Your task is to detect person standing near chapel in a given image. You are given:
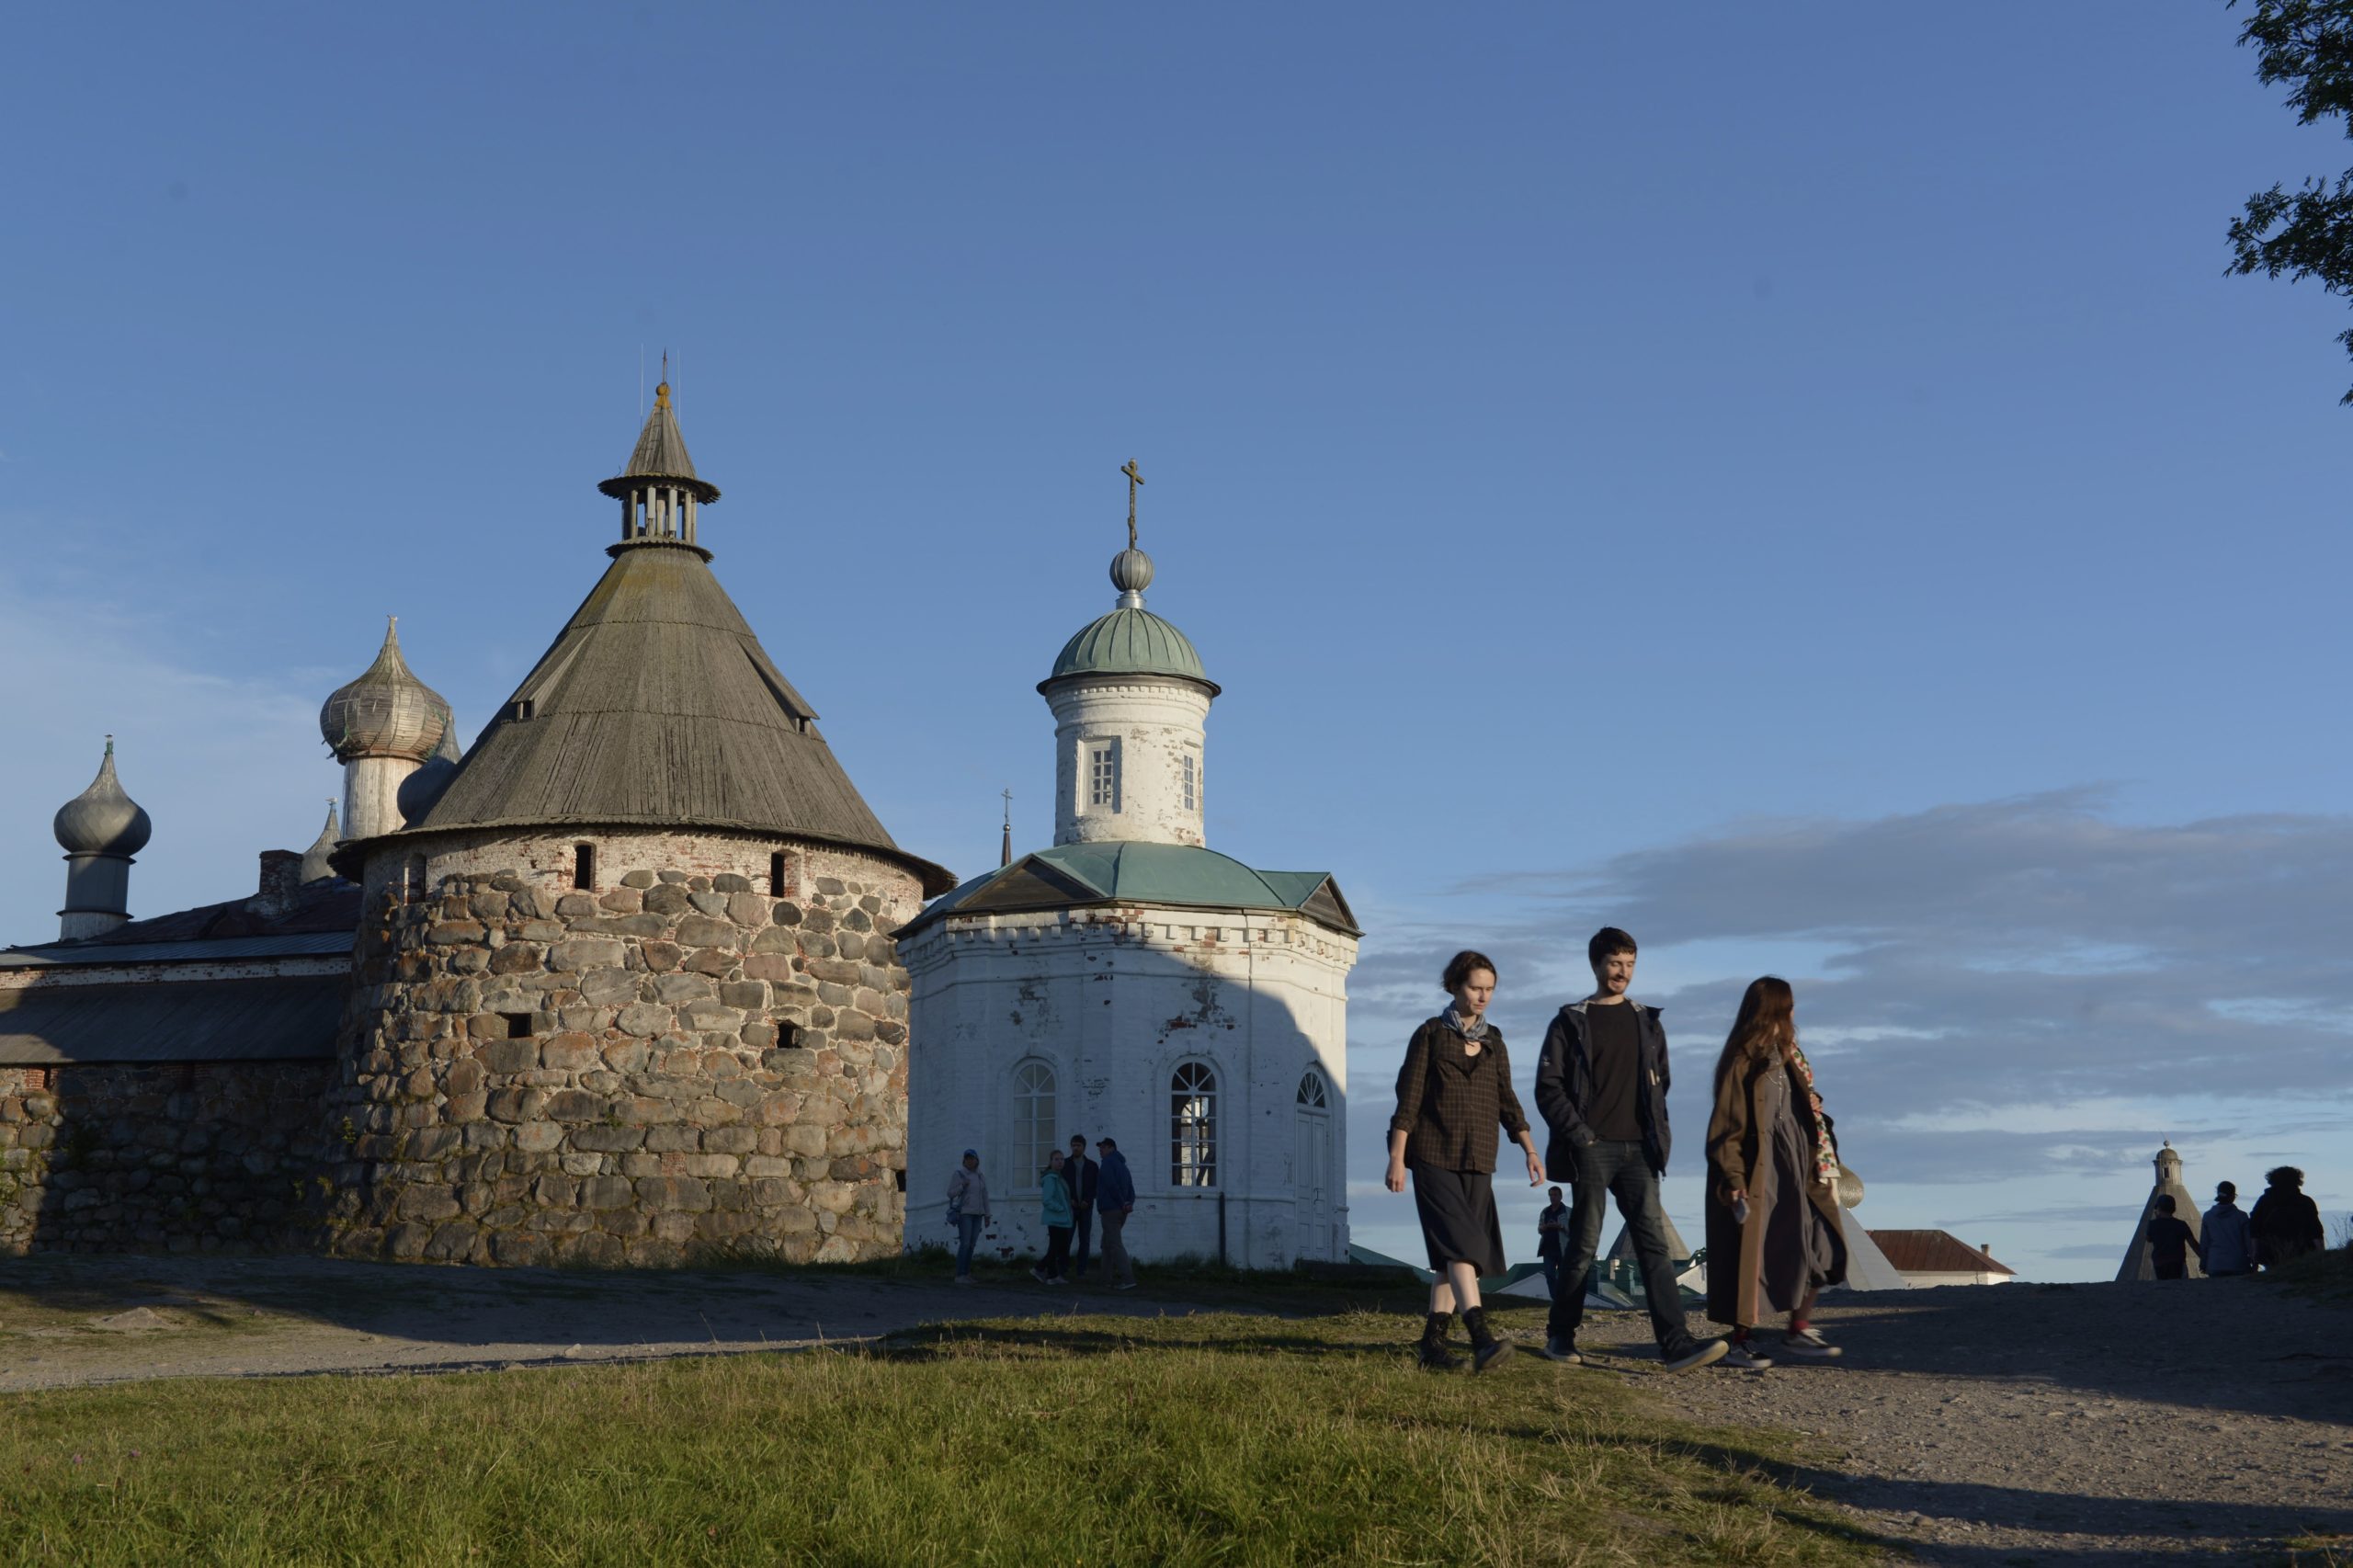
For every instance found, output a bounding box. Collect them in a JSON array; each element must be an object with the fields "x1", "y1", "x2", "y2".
[
  {"x1": 1387, "y1": 949, "x2": 1545, "y2": 1372},
  {"x1": 1532, "y1": 928, "x2": 1727, "y2": 1371},
  {"x1": 2250, "y1": 1166, "x2": 2325, "y2": 1270},
  {"x1": 1095, "y1": 1136, "x2": 1139, "y2": 1290},
  {"x1": 947, "y1": 1150, "x2": 991, "y2": 1286},
  {"x1": 1064, "y1": 1134, "x2": 1099, "y2": 1280},
  {"x1": 1537, "y1": 1186, "x2": 1570, "y2": 1301}
]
